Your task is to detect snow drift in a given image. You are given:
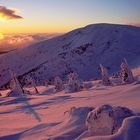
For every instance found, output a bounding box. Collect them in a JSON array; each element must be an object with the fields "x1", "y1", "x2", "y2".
[
  {"x1": 77, "y1": 104, "x2": 134, "y2": 140},
  {"x1": 86, "y1": 104, "x2": 134, "y2": 136},
  {"x1": 50, "y1": 107, "x2": 93, "y2": 140},
  {"x1": 81, "y1": 116, "x2": 140, "y2": 140},
  {"x1": 0, "y1": 78, "x2": 140, "y2": 140}
]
